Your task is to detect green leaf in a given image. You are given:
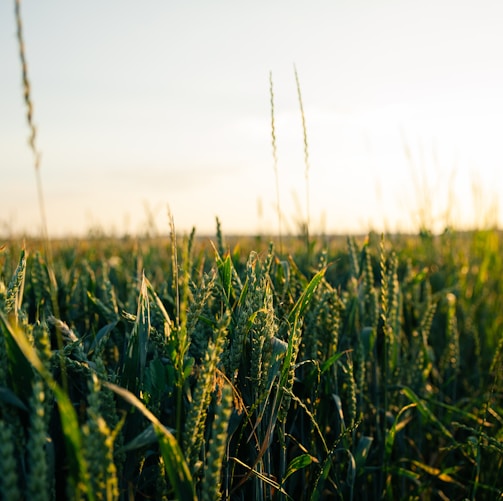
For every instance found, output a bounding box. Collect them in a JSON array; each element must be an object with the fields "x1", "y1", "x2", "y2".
[
  {"x1": 268, "y1": 336, "x2": 288, "y2": 385},
  {"x1": 280, "y1": 269, "x2": 326, "y2": 388},
  {"x1": 310, "y1": 448, "x2": 354, "y2": 501},
  {"x1": 354, "y1": 435, "x2": 373, "y2": 476},
  {"x1": 332, "y1": 394, "x2": 345, "y2": 430},
  {"x1": 105, "y1": 381, "x2": 196, "y2": 501},
  {"x1": 0, "y1": 312, "x2": 34, "y2": 400},
  {"x1": 384, "y1": 403, "x2": 416, "y2": 462},
  {"x1": 121, "y1": 273, "x2": 150, "y2": 395},
  {"x1": 218, "y1": 254, "x2": 233, "y2": 302},
  {"x1": 410, "y1": 460, "x2": 463, "y2": 485},
  {"x1": 392, "y1": 466, "x2": 421, "y2": 482},
  {"x1": 320, "y1": 351, "x2": 346, "y2": 374},
  {"x1": 287, "y1": 268, "x2": 326, "y2": 325},
  {"x1": 0, "y1": 386, "x2": 28, "y2": 411},
  {"x1": 401, "y1": 387, "x2": 454, "y2": 441},
  {"x1": 1, "y1": 312, "x2": 94, "y2": 500},
  {"x1": 283, "y1": 453, "x2": 317, "y2": 483},
  {"x1": 360, "y1": 326, "x2": 376, "y2": 357},
  {"x1": 237, "y1": 275, "x2": 250, "y2": 308},
  {"x1": 87, "y1": 320, "x2": 118, "y2": 356},
  {"x1": 119, "y1": 423, "x2": 175, "y2": 453},
  {"x1": 145, "y1": 277, "x2": 173, "y2": 331},
  {"x1": 145, "y1": 357, "x2": 169, "y2": 402}
]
